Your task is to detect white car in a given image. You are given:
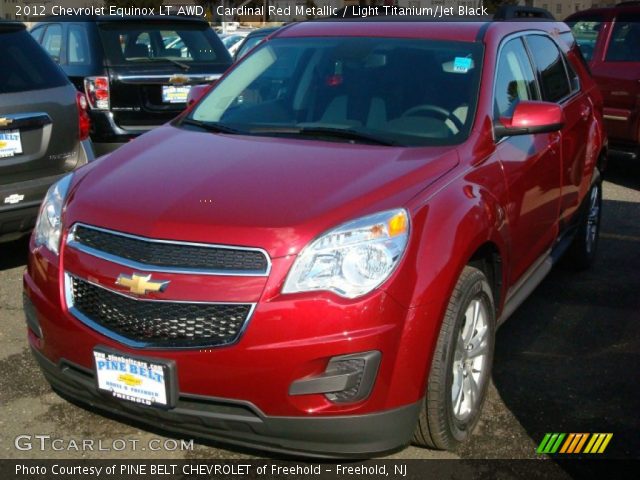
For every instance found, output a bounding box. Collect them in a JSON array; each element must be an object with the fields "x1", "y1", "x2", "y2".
[{"x1": 221, "y1": 32, "x2": 248, "y2": 56}]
